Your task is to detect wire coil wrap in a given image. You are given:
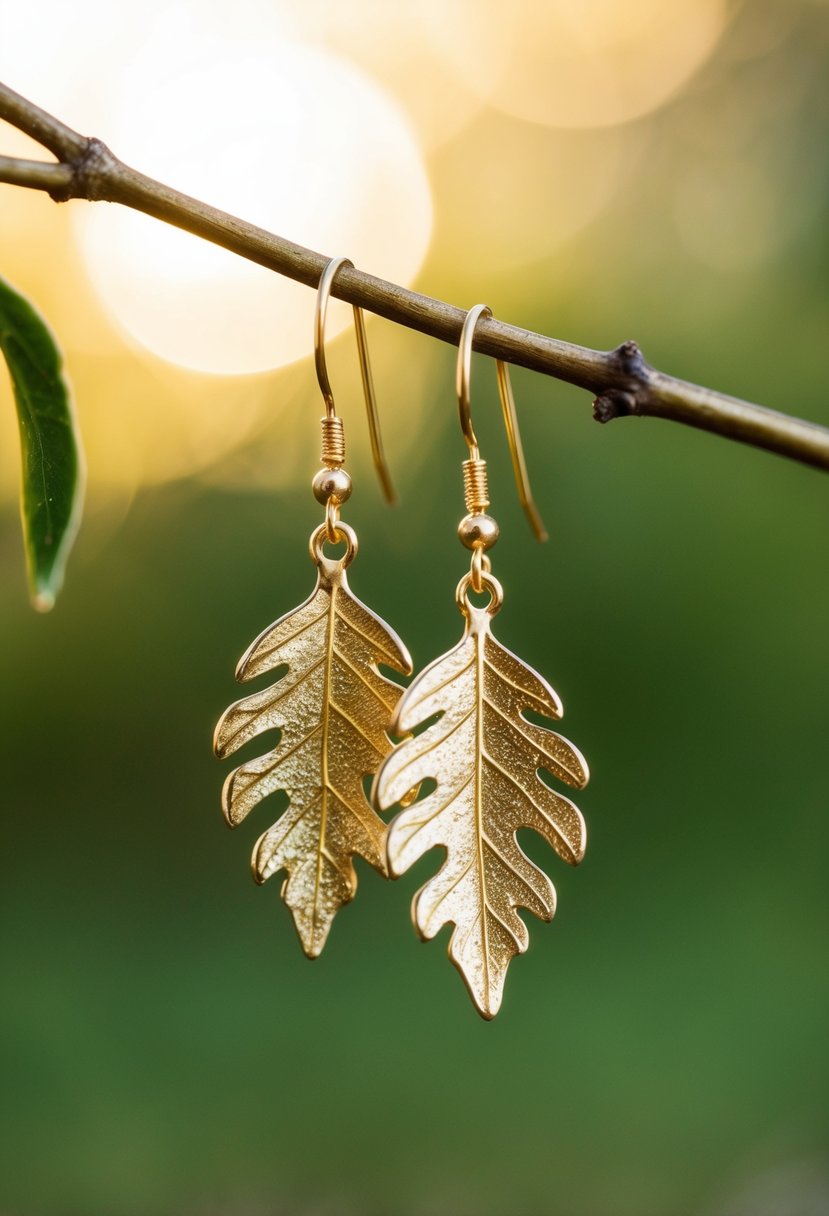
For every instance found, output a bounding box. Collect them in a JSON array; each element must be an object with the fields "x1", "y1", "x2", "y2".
[
  {"x1": 463, "y1": 458, "x2": 490, "y2": 514},
  {"x1": 320, "y1": 416, "x2": 345, "y2": 467}
]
